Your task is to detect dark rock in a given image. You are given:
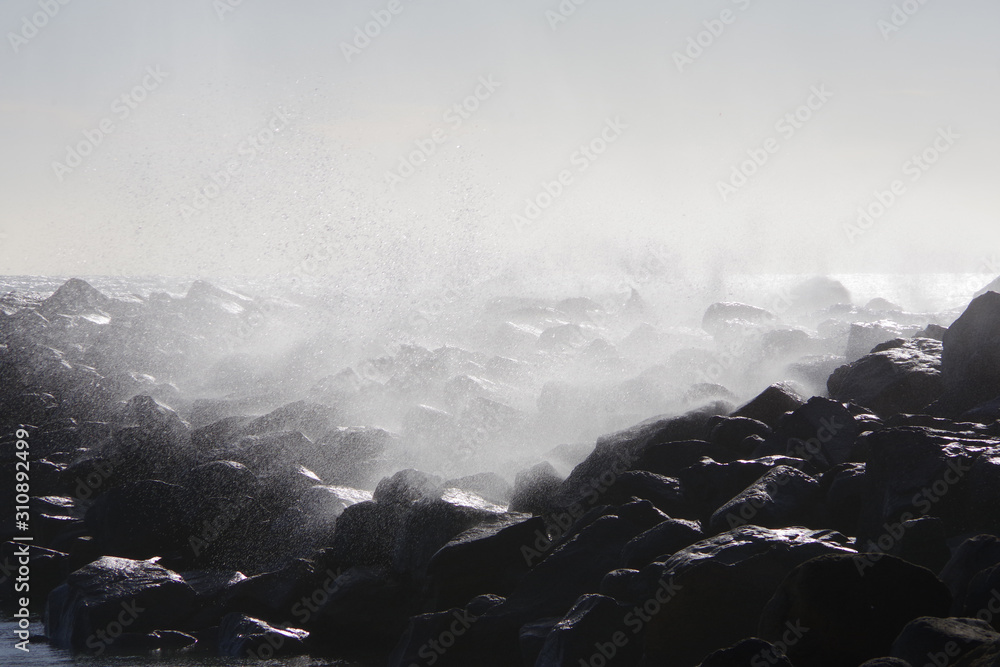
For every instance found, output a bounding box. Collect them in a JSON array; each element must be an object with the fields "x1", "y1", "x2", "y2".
[
  {"x1": 308, "y1": 566, "x2": 411, "y2": 648},
  {"x1": 679, "y1": 456, "x2": 811, "y2": 525},
  {"x1": 44, "y1": 556, "x2": 198, "y2": 652},
  {"x1": 509, "y1": 462, "x2": 562, "y2": 515},
  {"x1": 962, "y1": 565, "x2": 1000, "y2": 631},
  {"x1": 732, "y1": 383, "x2": 806, "y2": 428},
  {"x1": 84, "y1": 480, "x2": 193, "y2": 559},
  {"x1": 217, "y1": 612, "x2": 308, "y2": 658},
  {"x1": 708, "y1": 417, "x2": 772, "y2": 453},
  {"x1": 822, "y1": 462, "x2": 867, "y2": 535},
  {"x1": 699, "y1": 638, "x2": 793, "y2": 667},
  {"x1": 632, "y1": 440, "x2": 741, "y2": 482},
  {"x1": 620, "y1": 518, "x2": 704, "y2": 569},
  {"x1": 445, "y1": 472, "x2": 513, "y2": 506},
  {"x1": 759, "y1": 553, "x2": 952, "y2": 666},
  {"x1": 941, "y1": 292, "x2": 1000, "y2": 414},
  {"x1": 774, "y1": 396, "x2": 860, "y2": 468},
  {"x1": 535, "y1": 594, "x2": 642, "y2": 667},
  {"x1": 859, "y1": 659, "x2": 913, "y2": 667},
  {"x1": 38, "y1": 279, "x2": 116, "y2": 317},
  {"x1": 326, "y1": 501, "x2": 406, "y2": 567},
  {"x1": 604, "y1": 470, "x2": 686, "y2": 516},
  {"x1": 0, "y1": 543, "x2": 69, "y2": 612},
  {"x1": 635, "y1": 525, "x2": 855, "y2": 665},
  {"x1": 426, "y1": 514, "x2": 545, "y2": 610},
  {"x1": 890, "y1": 616, "x2": 998, "y2": 667},
  {"x1": 940, "y1": 536, "x2": 1000, "y2": 616},
  {"x1": 917, "y1": 323, "x2": 948, "y2": 341},
  {"x1": 828, "y1": 338, "x2": 943, "y2": 417},
  {"x1": 388, "y1": 606, "x2": 481, "y2": 667},
  {"x1": 374, "y1": 468, "x2": 444, "y2": 506},
  {"x1": 708, "y1": 466, "x2": 822, "y2": 534}
]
